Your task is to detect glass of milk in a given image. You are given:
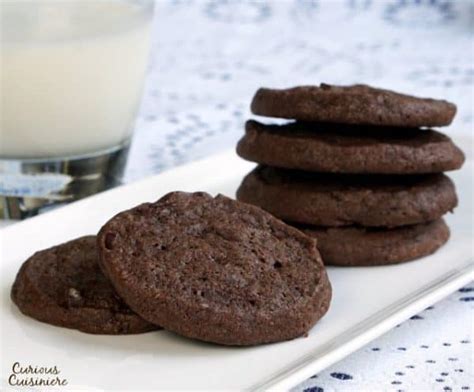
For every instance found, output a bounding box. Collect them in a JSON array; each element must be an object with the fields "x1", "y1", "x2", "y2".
[{"x1": 0, "y1": 0, "x2": 154, "y2": 219}]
